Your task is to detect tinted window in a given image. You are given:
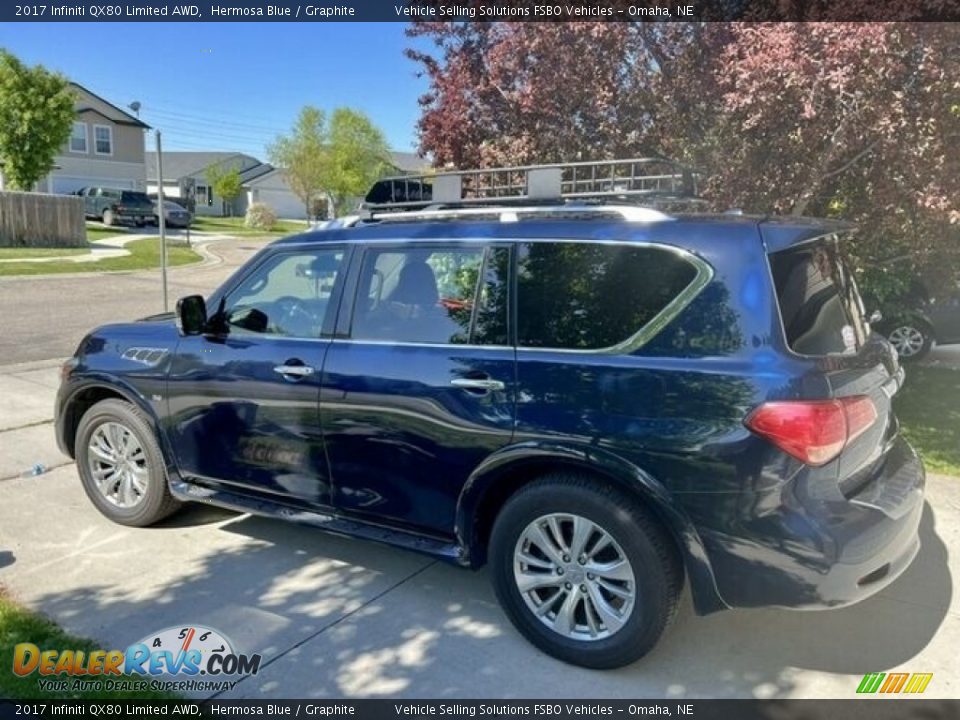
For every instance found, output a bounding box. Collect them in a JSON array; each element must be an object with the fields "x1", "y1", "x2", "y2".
[
  {"x1": 121, "y1": 191, "x2": 151, "y2": 204},
  {"x1": 351, "y1": 245, "x2": 508, "y2": 345},
  {"x1": 516, "y1": 242, "x2": 697, "y2": 350},
  {"x1": 770, "y1": 242, "x2": 867, "y2": 355},
  {"x1": 225, "y1": 249, "x2": 344, "y2": 338}
]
